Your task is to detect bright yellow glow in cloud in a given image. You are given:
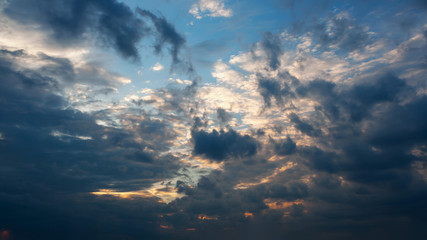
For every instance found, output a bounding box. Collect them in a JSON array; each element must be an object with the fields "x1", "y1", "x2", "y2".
[
  {"x1": 91, "y1": 181, "x2": 185, "y2": 203},
  {"x1": 234, "y1": 162, "x2": 297, "y2": 190},
  {"x1": 263, "y1": 199, "x2": 307, "y2": 217},
  {"x1": 160, "y1": 225, "x2": 173, "y2": 230},
  {"x1": 264, "y1": 199, "x2": 304, "y2": 210},
  {"x1": 198, "y1": 214, "x2": 219, "y2": 220},
  {"x1": 244, "y1": 212, "x2": 254, "y2": 218},
  {"x1": 181, "y1": 156, "x2": 224, "y2": 170}
]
